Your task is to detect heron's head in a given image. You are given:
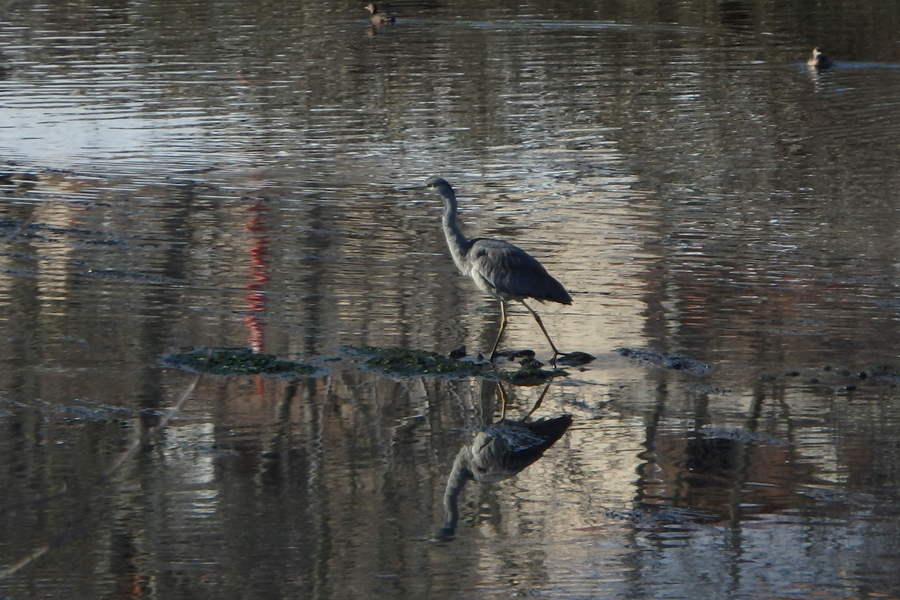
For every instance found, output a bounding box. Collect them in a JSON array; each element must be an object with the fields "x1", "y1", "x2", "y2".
[
  {"x1": 425, "y1": 176, "x2": 449, "y2": 189},
  {"x1": 425, "y1": 177, "x2": 457, "y2": 205},
  {"x1": 365, "y1": 3, "x2": 377, "y2": 14}
]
